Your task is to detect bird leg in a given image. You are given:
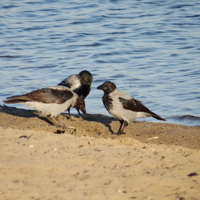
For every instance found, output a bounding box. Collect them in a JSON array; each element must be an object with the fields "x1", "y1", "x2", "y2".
[
  {"x1": 67, "y1": 108, "x2": 71, "y2": 119},
  {"x1": 76, "y1": 108, "x2": 82, "y2": 117},
  {"x1": 67, "y1": 108, "x2": 70, "y2": 114},
  {"x1": 116, "y1": 120, "x2": 124, "y2": 134},
  {"x1": 68, "y1": 108, "x2": 82, "y2": 118},
  {"x1": 47, "y1": 116, "x2": 75, "y2": 129},
  {"x1": 56, "y1": 117, "x2": 75, "y2": 129},
  {"x1": 116, "y1": 120, "x2": 128, "y2": 134}
]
